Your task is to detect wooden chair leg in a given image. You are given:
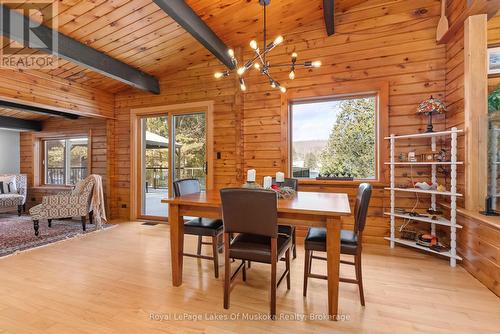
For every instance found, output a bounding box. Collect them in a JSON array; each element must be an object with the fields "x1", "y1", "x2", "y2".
[
  {"x1": 242, "y1": 260, "x2": 247, "y2": 282},
  {"x1": 89, "y1": 211, "x2": 94, "y2": 224},
  {"x1": 292, "y1": 228, "x2": 297, "y2": 259},
  {"x1": 270, "y1": 238, "x2": 277, "y2": 319},
  {"x1": 33, "y1": 220, "x2": 39, "y2": 236},
  {"x1": 223, "y1": 233, "x2": 230, "y2": 309},
  {"x1": 17, "y1": 205, "x2": 22, "y2": 216},
  {"x1": 197, "y1": 235, "x2": 203, "y2": 255},
  {"x1": 356, "y1": 252, "x2": 365, "y2": 306},
  {"x1": 218, "y1": 233, "x2": 224, "y2": 253},
  {"x1": 212, "y1": 236, "x2": 219, "y2": 278},
  {"x1": 23, "y1": 203, "x2": 26, "y2": 212},
  {"x1": 81, "y1": 216, "x2": 86, "y2": 231},
  {"x1": 285, "y1": 248, "x2": 291, "y2": 290},
  {"x1": 309, "y1": 250, "x2": 313, "y2": 272},
  {"x1": 303, "y1": 249, "x2": 310, "y2": 296},
  {"x1": 247, "y1": 261, "x2": 251, "y2": 268},
  {"x1": 48, "y1": 219, "x2": 52, "y2": 228}
]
